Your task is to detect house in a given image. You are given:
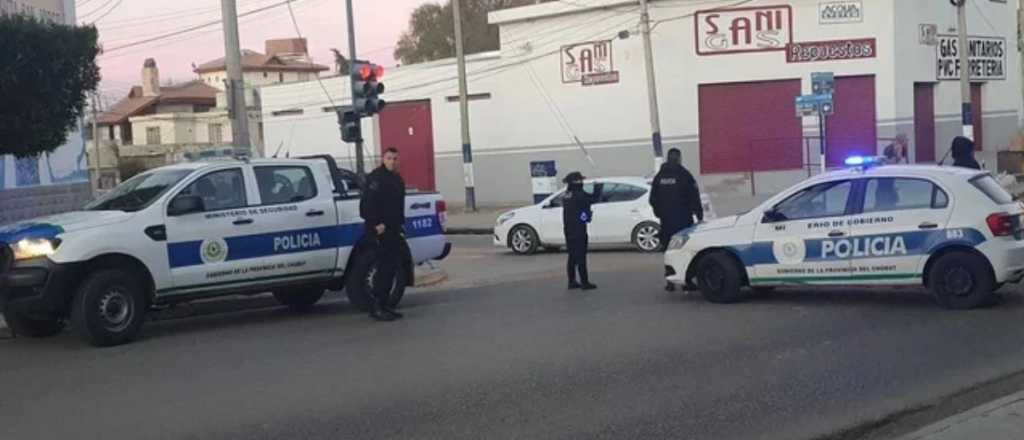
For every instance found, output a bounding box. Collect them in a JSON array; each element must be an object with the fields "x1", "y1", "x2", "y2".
[
  {"x1": 259, "y1": 0, "x2": 1022, "y2": 206},
  {"x1": 193, "y1": 38, "x2": 330, "y2": 90}
]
